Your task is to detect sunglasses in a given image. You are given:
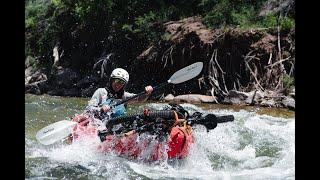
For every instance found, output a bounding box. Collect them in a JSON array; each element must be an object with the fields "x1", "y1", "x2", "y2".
[{"x1": 113, "y1": 79, "x2": 126, "y2": 85}]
